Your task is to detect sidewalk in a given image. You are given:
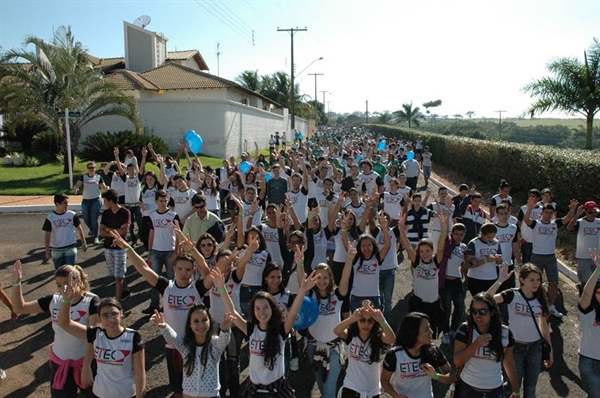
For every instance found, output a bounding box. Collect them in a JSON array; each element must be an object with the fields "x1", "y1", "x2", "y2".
[{"x1": 0, "y1": 195, "x2": 82, "y2": 213}]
